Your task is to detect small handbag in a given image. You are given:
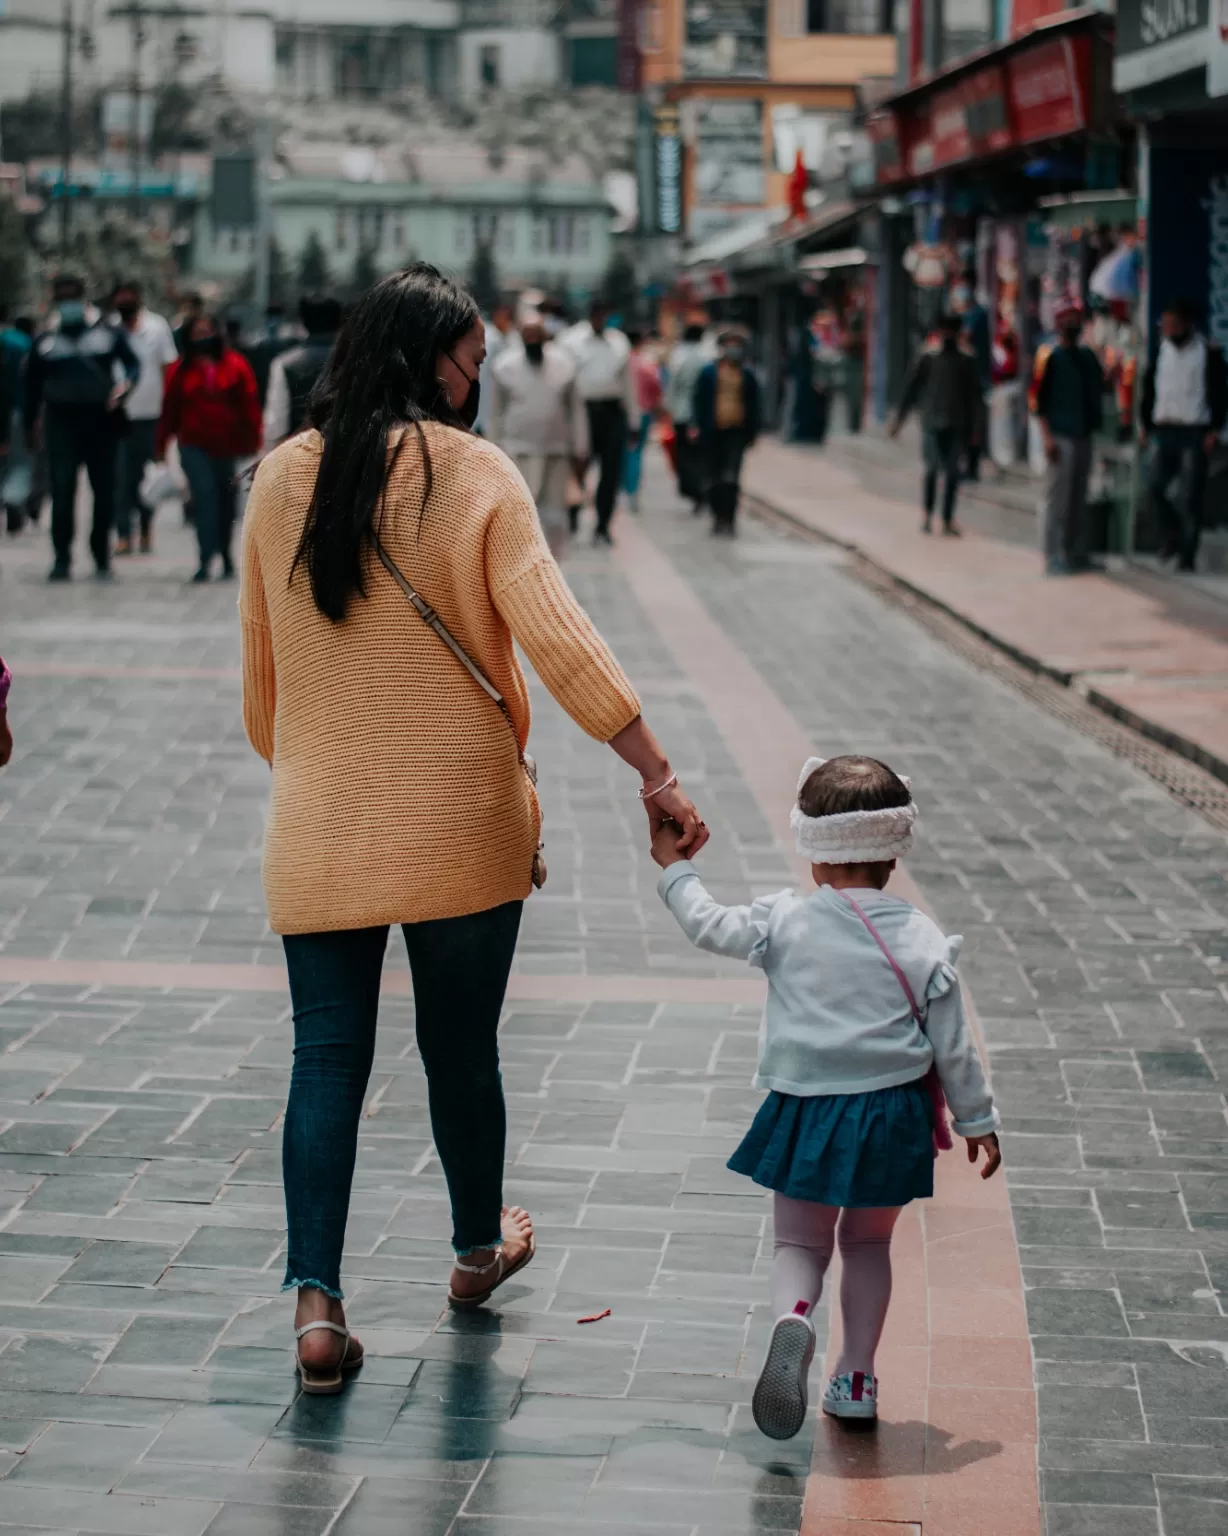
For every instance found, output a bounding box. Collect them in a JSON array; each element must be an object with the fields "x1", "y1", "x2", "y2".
[
  {"x1": 837, "y1": 891, "x2": 954, "y2": 1152},
  {"x1": 375, "y1": 540, "x2": 546, "y2": 890}
]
